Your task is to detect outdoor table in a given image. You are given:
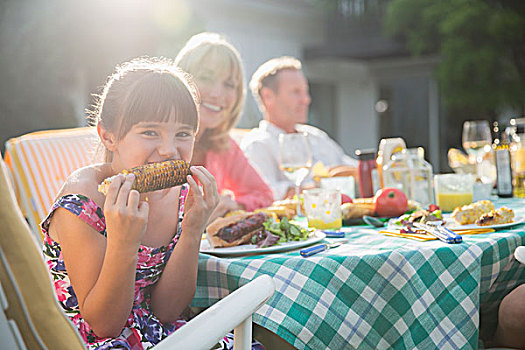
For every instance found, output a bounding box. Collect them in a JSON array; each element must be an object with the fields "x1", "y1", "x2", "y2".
[{"x1": 192, "y1": 198, "x2": 525, "y2": 349}]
